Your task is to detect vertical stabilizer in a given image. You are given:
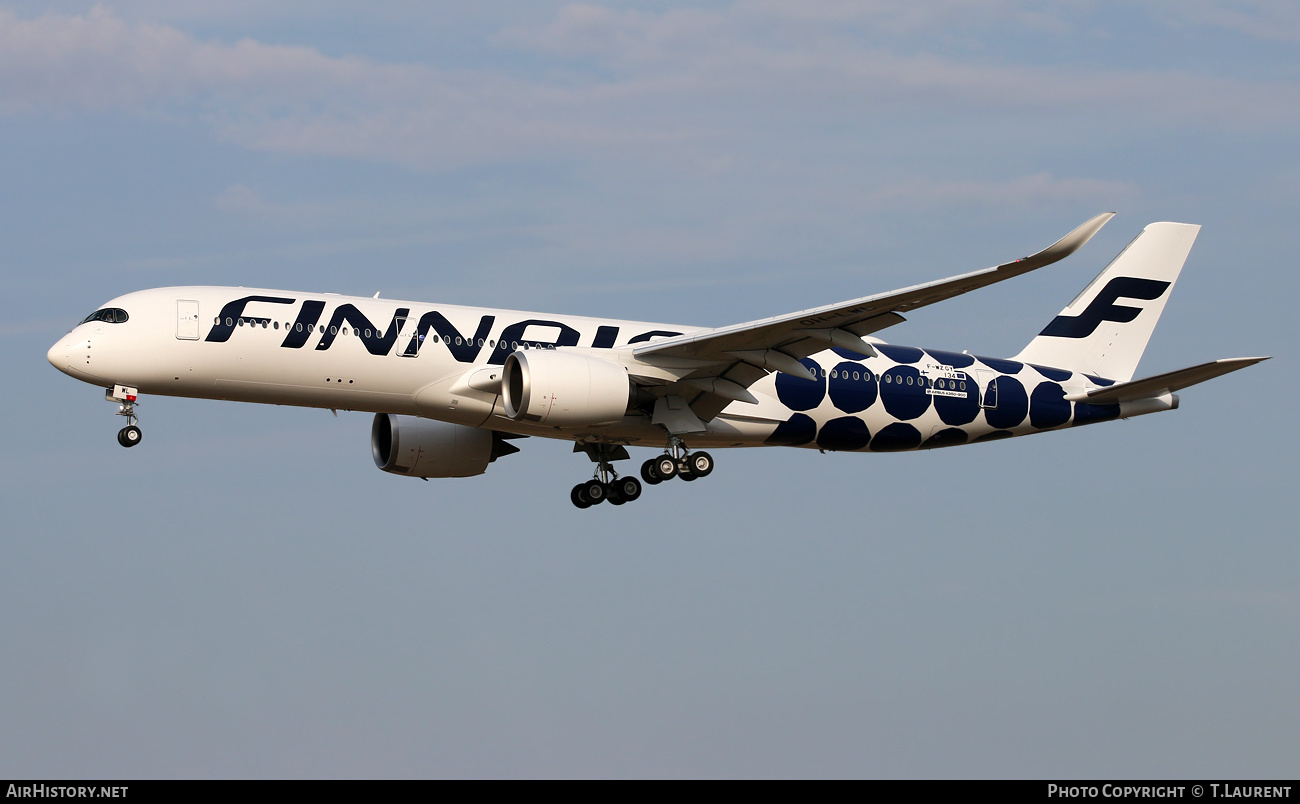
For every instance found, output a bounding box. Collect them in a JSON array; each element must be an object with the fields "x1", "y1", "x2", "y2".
[{"x1": 1013, "y1": 222, "x2": 1200, "y2": 382}]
